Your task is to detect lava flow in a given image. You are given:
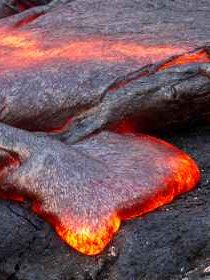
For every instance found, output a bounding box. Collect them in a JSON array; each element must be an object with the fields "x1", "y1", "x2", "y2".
[
  {"x1": 0, "y1": 25, "x2": 205, "y2": 256},
  {"x1": 159, "y1": 47, "x2": 210, "y2": 70},
  {"x1": 55, "y1": 148, "x2": 200, "y2": 256},
  {"x1": 0, "y1": 128, "x2": 200, "y2": 255},
  {"x1": 30, "y1": 136, "x2": 201, "y2": 255},
  {"x1": 0, "y1": 27, "x2": 188, "y2": 72}
]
